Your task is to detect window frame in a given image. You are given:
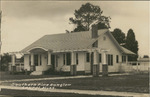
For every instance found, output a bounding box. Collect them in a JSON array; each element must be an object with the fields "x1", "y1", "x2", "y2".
[
  {"x1": 63, "y1": 54, "x2": 66, "y2": 65},
  {"x1": 76, "y1": 53, "x2": 78, "y2": 65},
  {"x1": 107, "y1": 54, "x2": 113, "y2": 66},
  {"x1": 86, "y1": 53, "x2": 90, "y2": 62},
  {"x1": 116, "y1": 55, "x2": 119, "y2": 63},
  {"x1": 99, "y1": 53, "x2": 102, "y2": 63},
  {"x1": 66, "y1": 53, "x2": 71, "y2": 66}
]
